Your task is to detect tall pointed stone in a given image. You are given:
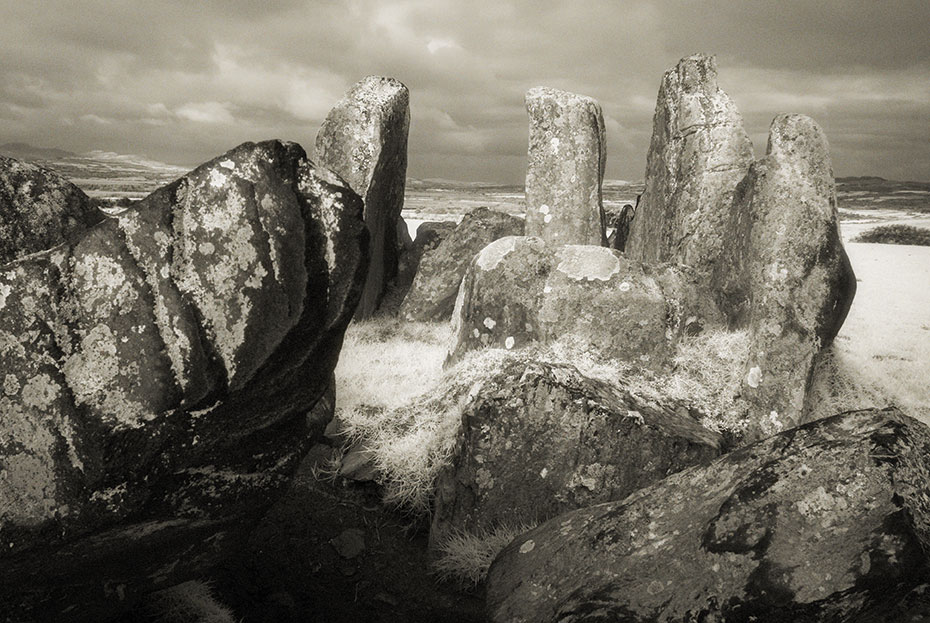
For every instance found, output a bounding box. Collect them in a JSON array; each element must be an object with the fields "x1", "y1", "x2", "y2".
[
  {"x1": 625, "y1": 54, "x2": 753, "y2": 272},
  {"x1": 717, "y1": 114, "x2": 856, "y2": 436},
  {"x1": 316, "y1": 76, "x2": 410, "y2": 318},
  {"x1": 524, "y1": 87, "x2": 606, "y2": 246}
]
